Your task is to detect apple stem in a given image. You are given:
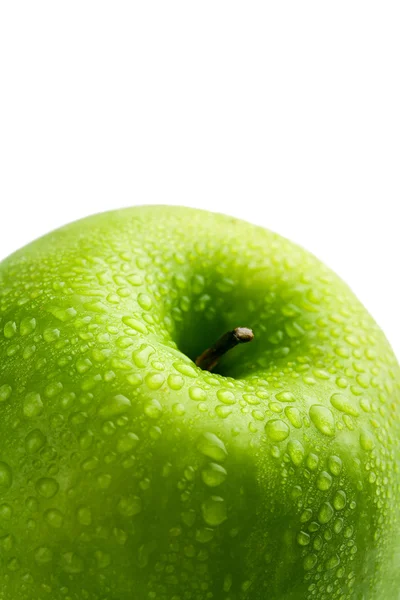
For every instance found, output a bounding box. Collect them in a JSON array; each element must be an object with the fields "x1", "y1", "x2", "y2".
[{"x1": 195, "y1": 327, "x2": 254, "y2": 372}]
